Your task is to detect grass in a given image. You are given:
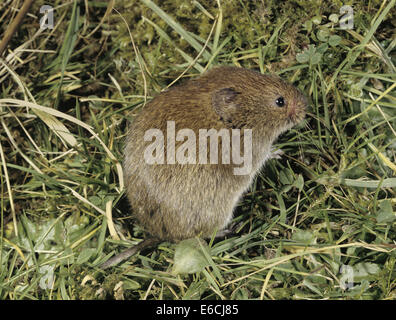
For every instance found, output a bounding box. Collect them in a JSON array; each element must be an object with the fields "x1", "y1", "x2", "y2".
[{"x1": 0, "y1": 0, "x2": 395, "y2": 300}]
